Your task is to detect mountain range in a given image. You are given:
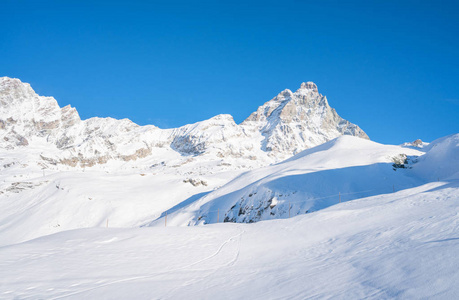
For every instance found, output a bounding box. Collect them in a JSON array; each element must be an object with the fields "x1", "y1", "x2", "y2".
[{"x1": 0, "y1": 77, "x2": 368, "y2": 169}]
